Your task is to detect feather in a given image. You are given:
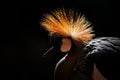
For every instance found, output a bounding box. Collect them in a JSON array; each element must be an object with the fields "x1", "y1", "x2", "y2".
[
  {"x1": 85, "y1": 37, "x2": 120, "y2": 79},
  {"x1": 40, "y1": 8, "x2": 95, "y2": 44},
  {"x1": 85, "y1": 37, "x2": 120, "y2": 56}
]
